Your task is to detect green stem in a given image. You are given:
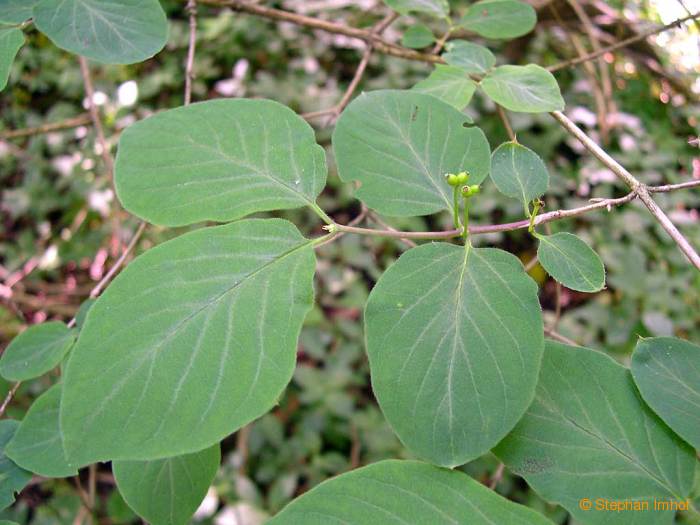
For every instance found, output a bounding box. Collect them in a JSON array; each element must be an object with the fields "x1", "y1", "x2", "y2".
[
  {"x1": 528, "y1": 199, "x2": 542, "y2": 233},
  {"x1": 462, "y1": 194, "x2": 469, "y2": 243},
  {"x1": 453, "y1": 186, "x2": 461, "y2": 230},
  {"x1": 309, "y1": 202, "x2": 333, "y2": 225}
]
